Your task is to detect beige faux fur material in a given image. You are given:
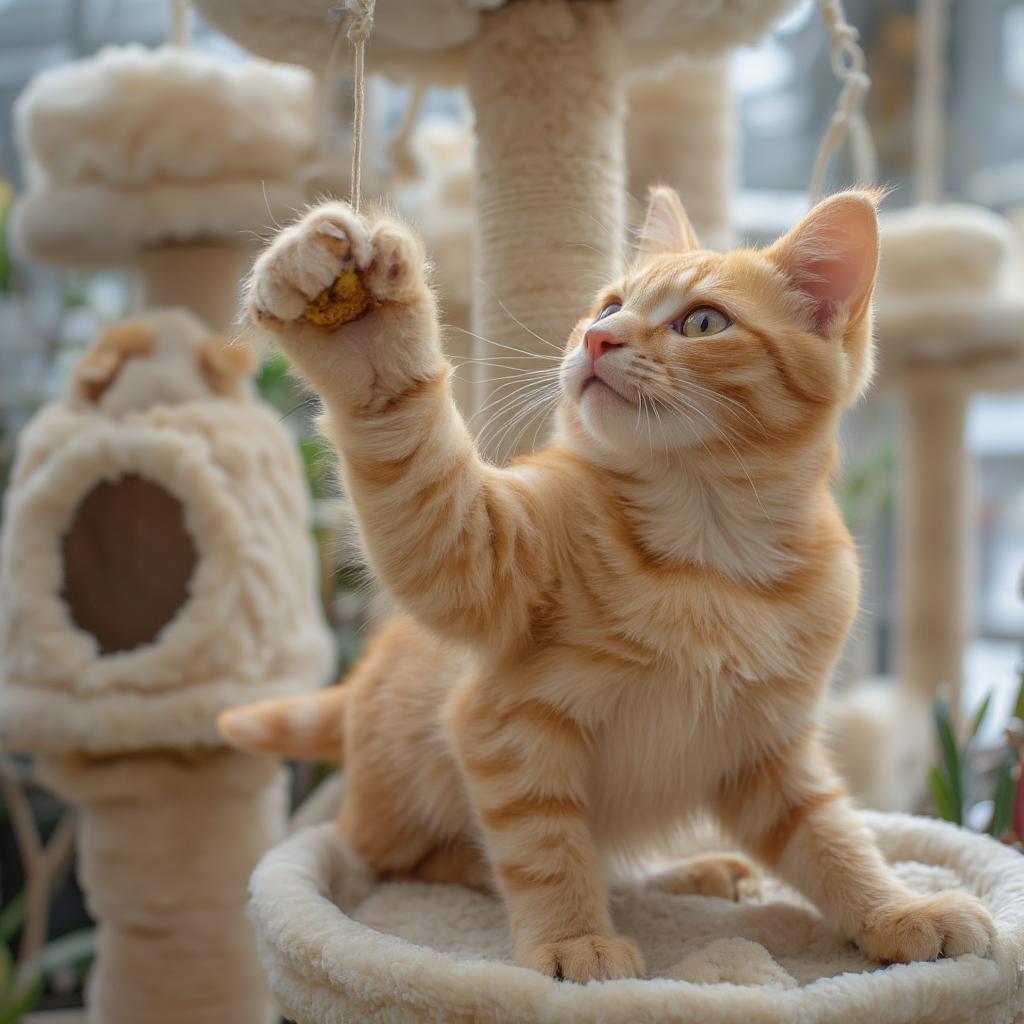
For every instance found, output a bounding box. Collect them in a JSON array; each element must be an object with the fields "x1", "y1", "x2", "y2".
[
  {"x1": 249, "y1": 812, "x2": 1024, "y2": 1024},
  {"x1": 11, "y1": 44, "x2": 315, "y2": 265},
  {"x1": 194, "y1": 0, "x2": 797, "y2": 74},
  {"x1": 0, "y1": 309, "x2": 333, "y2": 752}
]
